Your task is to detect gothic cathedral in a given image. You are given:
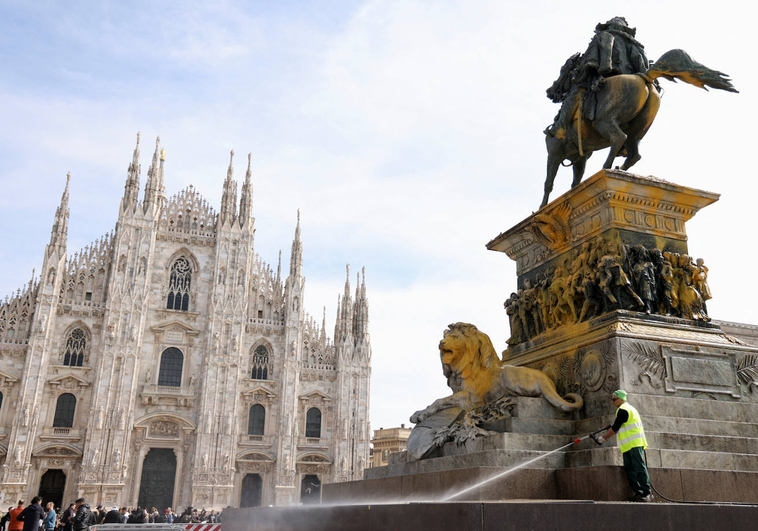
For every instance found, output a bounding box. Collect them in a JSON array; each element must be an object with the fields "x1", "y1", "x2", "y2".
[{"x1": 0, "y1": 135, "x2": 372, "y2": 509}]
